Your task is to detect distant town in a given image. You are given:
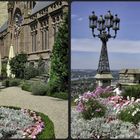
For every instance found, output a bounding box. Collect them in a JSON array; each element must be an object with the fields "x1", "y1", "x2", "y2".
[
  {"x1": 71, "y1": 69, "x2": 119, "y2": 98},
  {"x1": 71, "y1": 69, "x2": 119, "y2": 81}
]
